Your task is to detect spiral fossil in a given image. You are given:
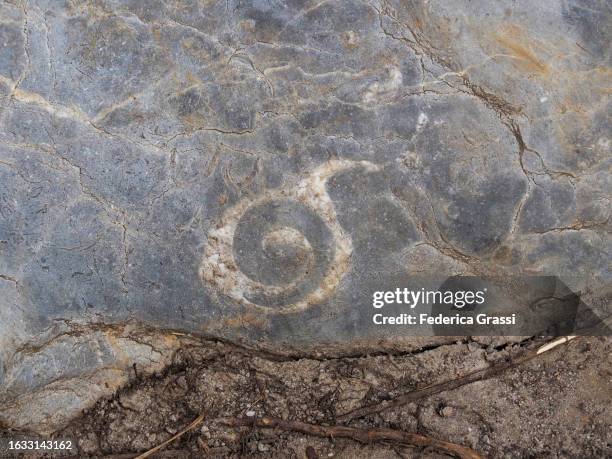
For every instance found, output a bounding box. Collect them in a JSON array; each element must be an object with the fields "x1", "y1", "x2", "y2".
[{"x1": 200, "y1": 160, "x2": 379, "y2": 312}]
